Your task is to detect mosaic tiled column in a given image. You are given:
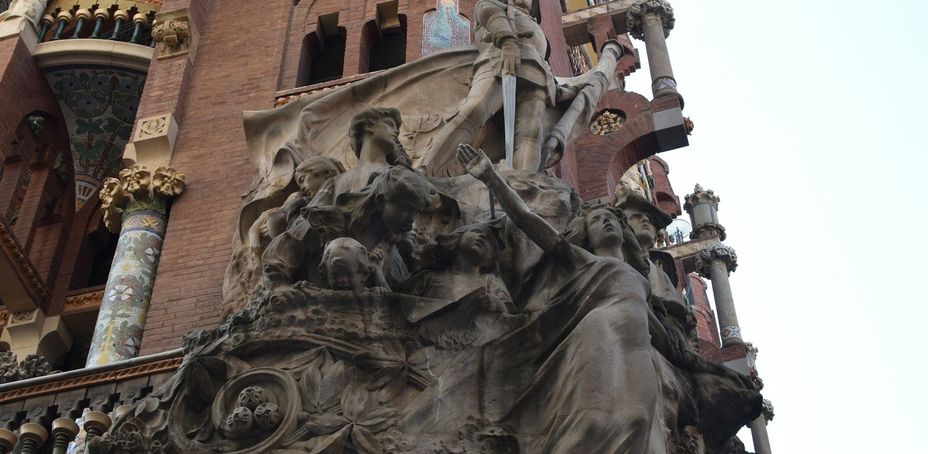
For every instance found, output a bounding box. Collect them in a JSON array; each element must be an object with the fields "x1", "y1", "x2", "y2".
[
  {"x1": 695, "y1": 244, "x2": 743, "y2": 347},
  {"x1": 86, "y1": 165, "x2": 185, "y2": 367}
]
